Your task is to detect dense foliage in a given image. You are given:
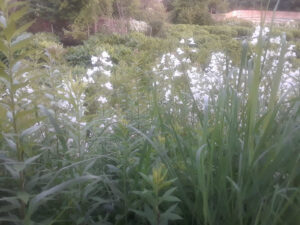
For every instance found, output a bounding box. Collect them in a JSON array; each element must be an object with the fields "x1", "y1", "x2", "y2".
[{"x1": 0, "y1": 1, "x2": 300, "y2": 225}]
